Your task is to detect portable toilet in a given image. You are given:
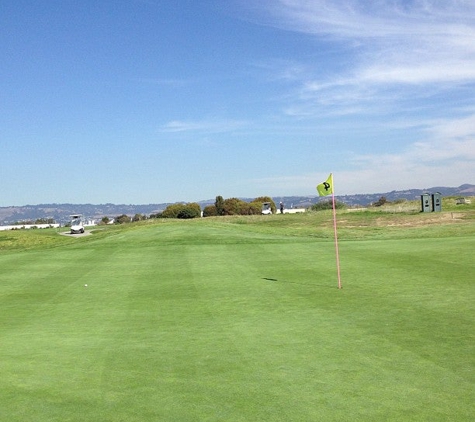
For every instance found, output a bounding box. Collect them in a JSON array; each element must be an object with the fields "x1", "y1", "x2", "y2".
[
  {"x1": 421, "y1": 193, "x2": 431, "y2": 213},
  {"x1": 432, "y1": 192, "x2": 442, "y2": 212}
]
